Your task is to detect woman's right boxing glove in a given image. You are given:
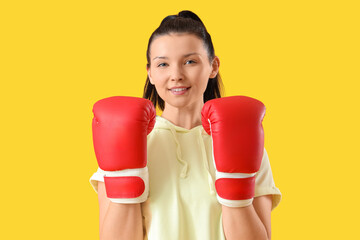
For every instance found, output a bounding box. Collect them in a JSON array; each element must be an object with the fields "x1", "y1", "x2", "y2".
[{"x1": 92, "y1": 96, "x2": 156, "y2": 203}]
